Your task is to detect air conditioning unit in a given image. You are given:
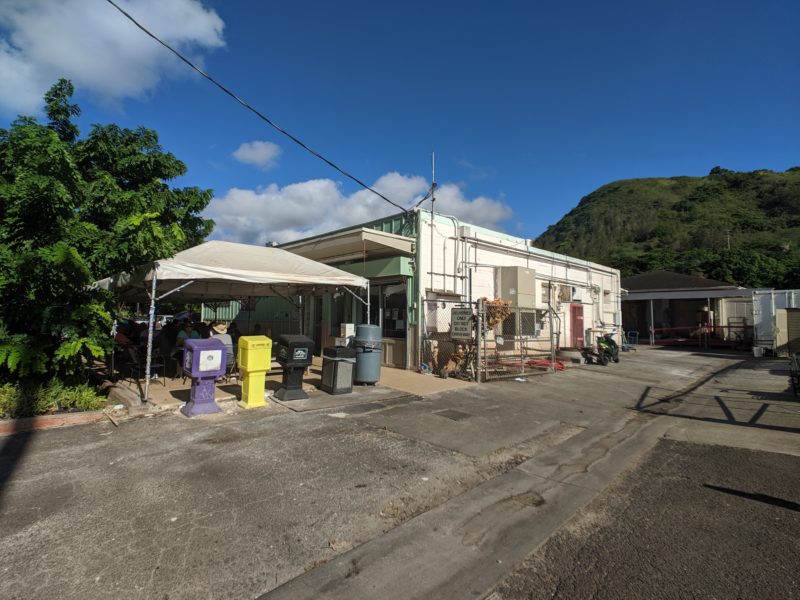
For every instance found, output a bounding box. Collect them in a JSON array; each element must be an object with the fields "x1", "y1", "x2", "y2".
[
  {"x1": 572, "y1": 287, "x2": 584, "y2": 302},
  {"x1": 495, "y1": 266, "x2": 537, "y2": 308}
]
